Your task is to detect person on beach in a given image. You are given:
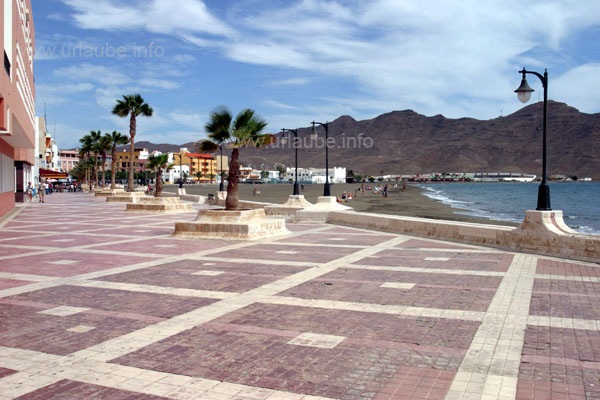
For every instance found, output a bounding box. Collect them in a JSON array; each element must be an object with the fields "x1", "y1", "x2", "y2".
[{"x1": 383, "y1": 184, "x2": 388, "y2": 198}]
